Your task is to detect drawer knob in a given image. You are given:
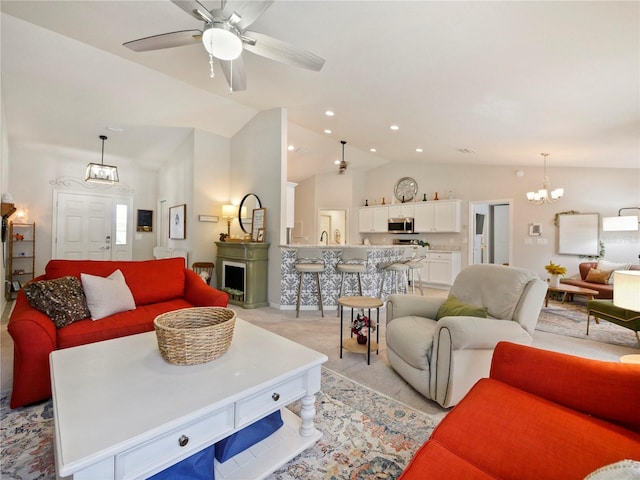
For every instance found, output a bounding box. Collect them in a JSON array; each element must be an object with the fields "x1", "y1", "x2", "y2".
[
  {"x1": 178, "y1": 435, "x2": 189, "y2": 447},
  {"x1": 272, "y1": 392, "x2": 280, "y2": 402}
]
